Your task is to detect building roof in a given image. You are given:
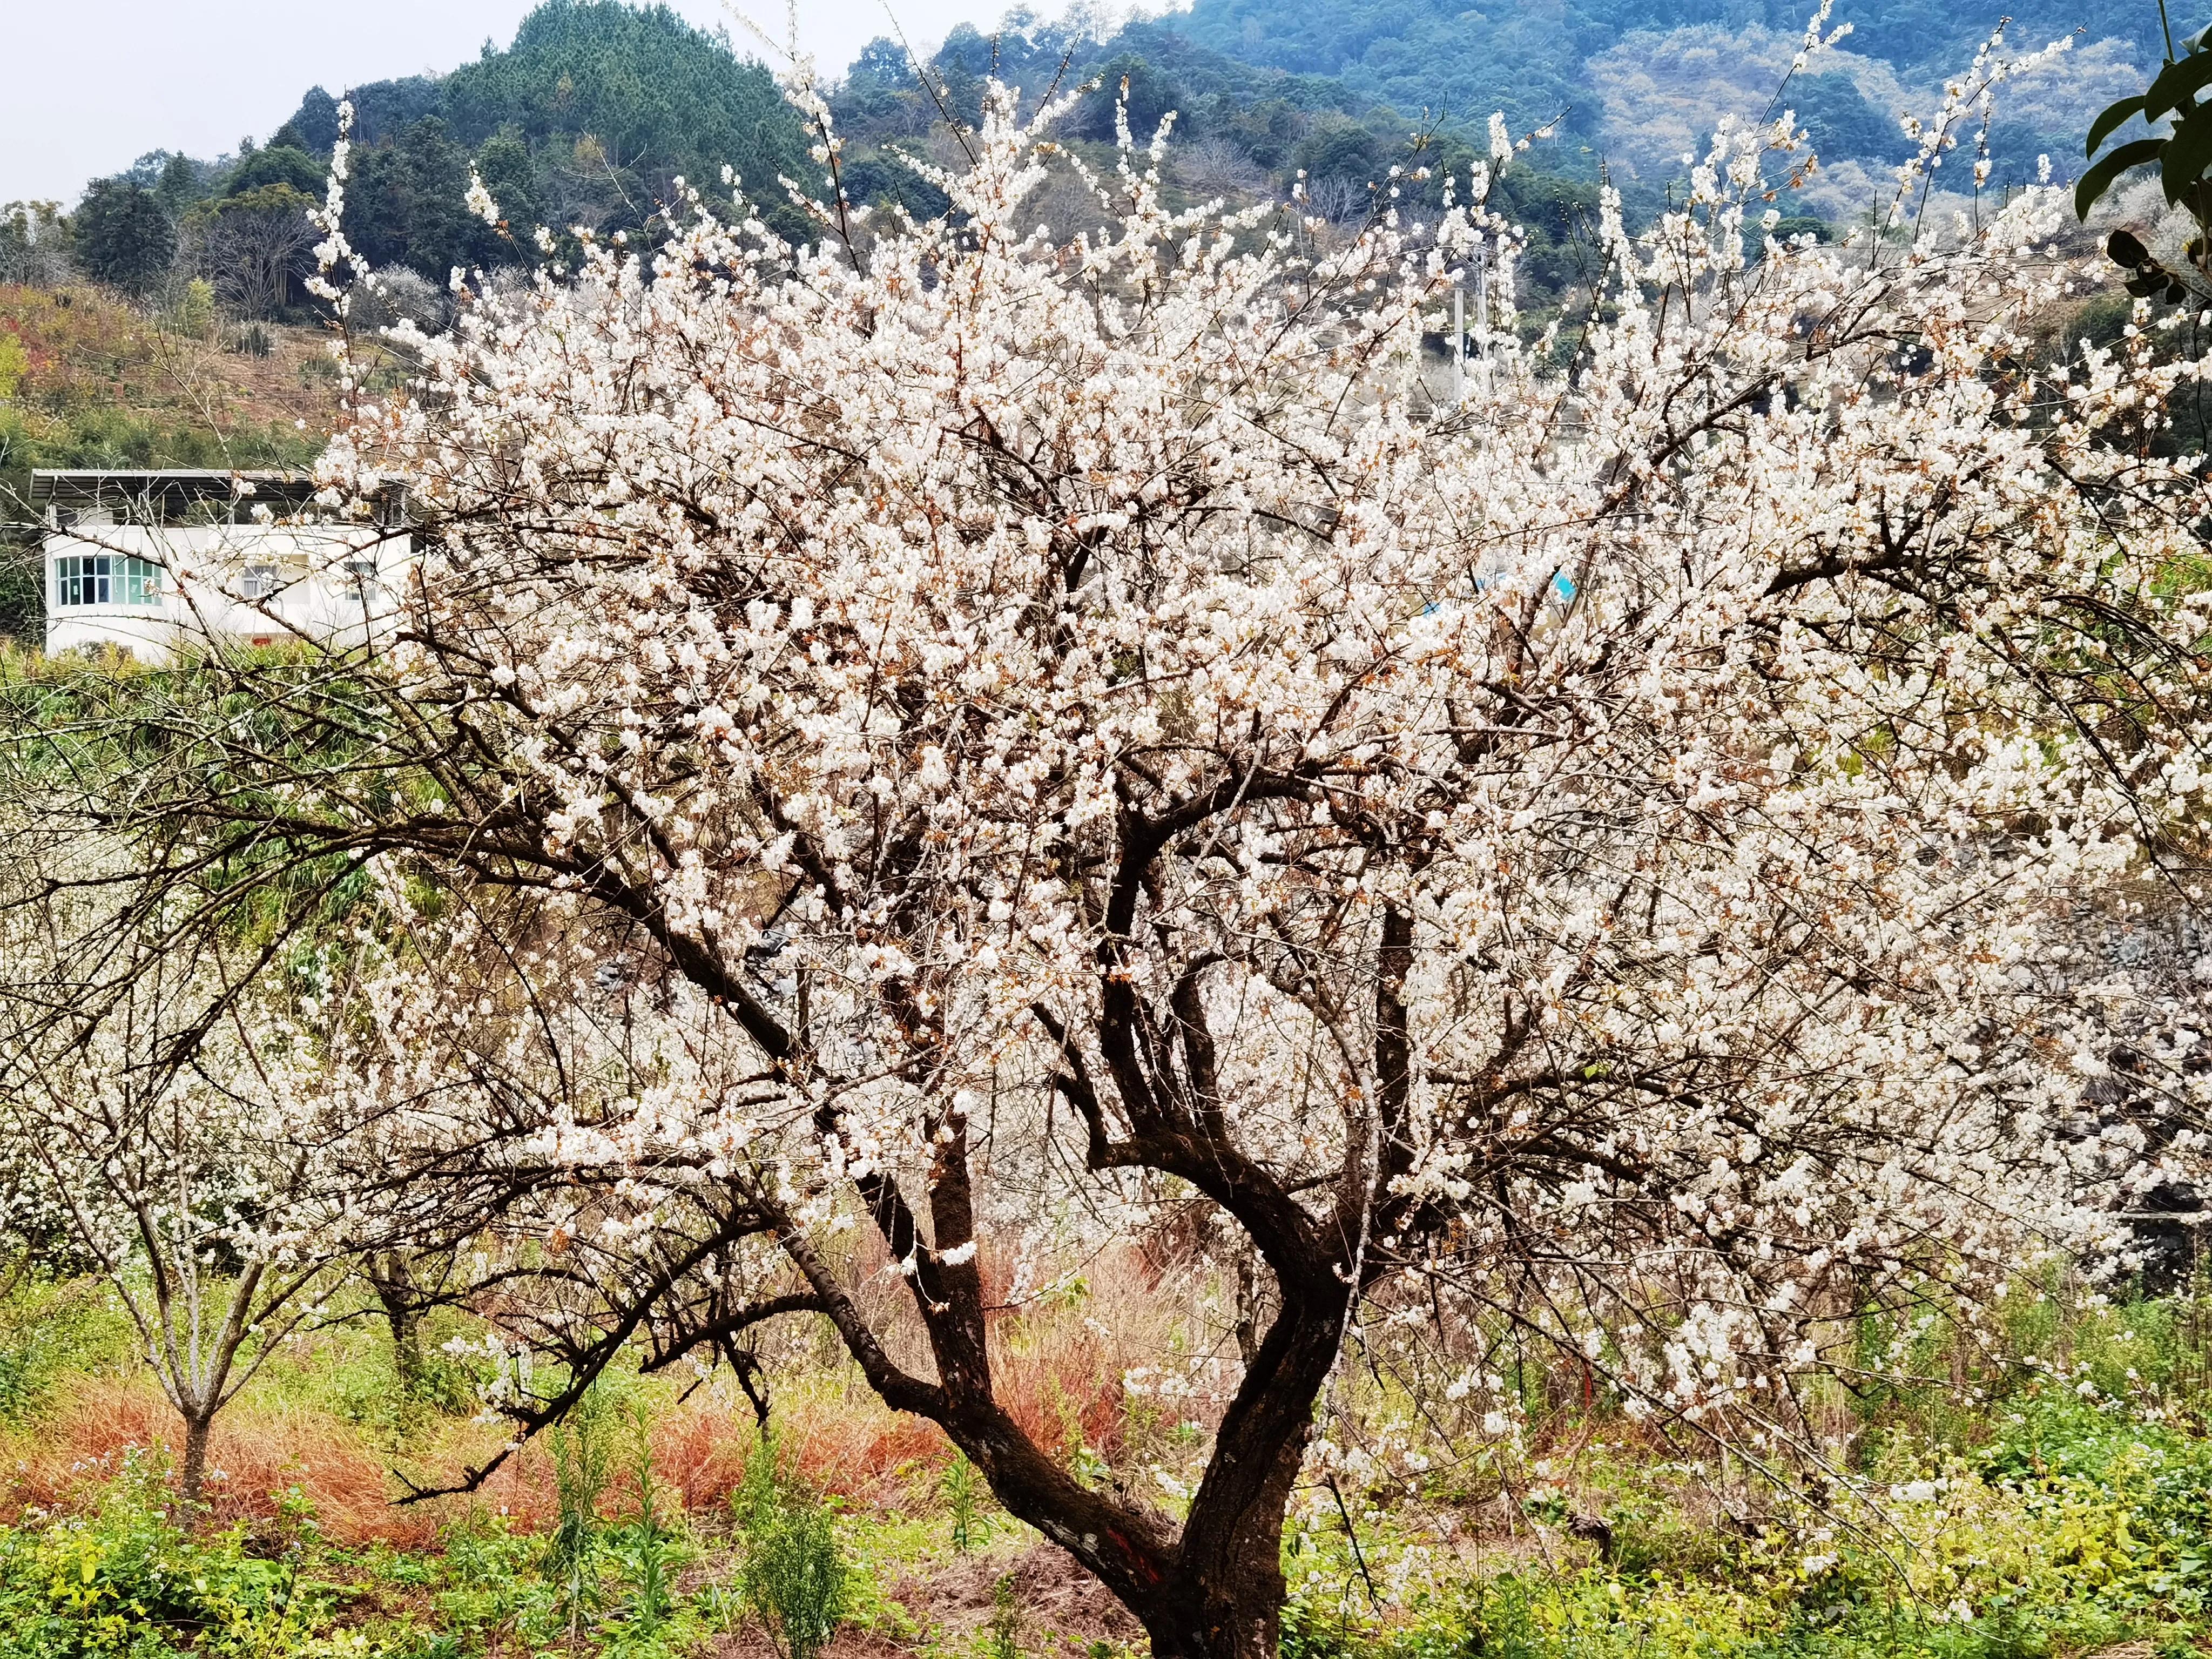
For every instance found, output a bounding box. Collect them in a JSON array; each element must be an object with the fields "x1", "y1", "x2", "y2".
[{"x1": 30, "y1": 469, "x2": 325, "y2": 517}]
